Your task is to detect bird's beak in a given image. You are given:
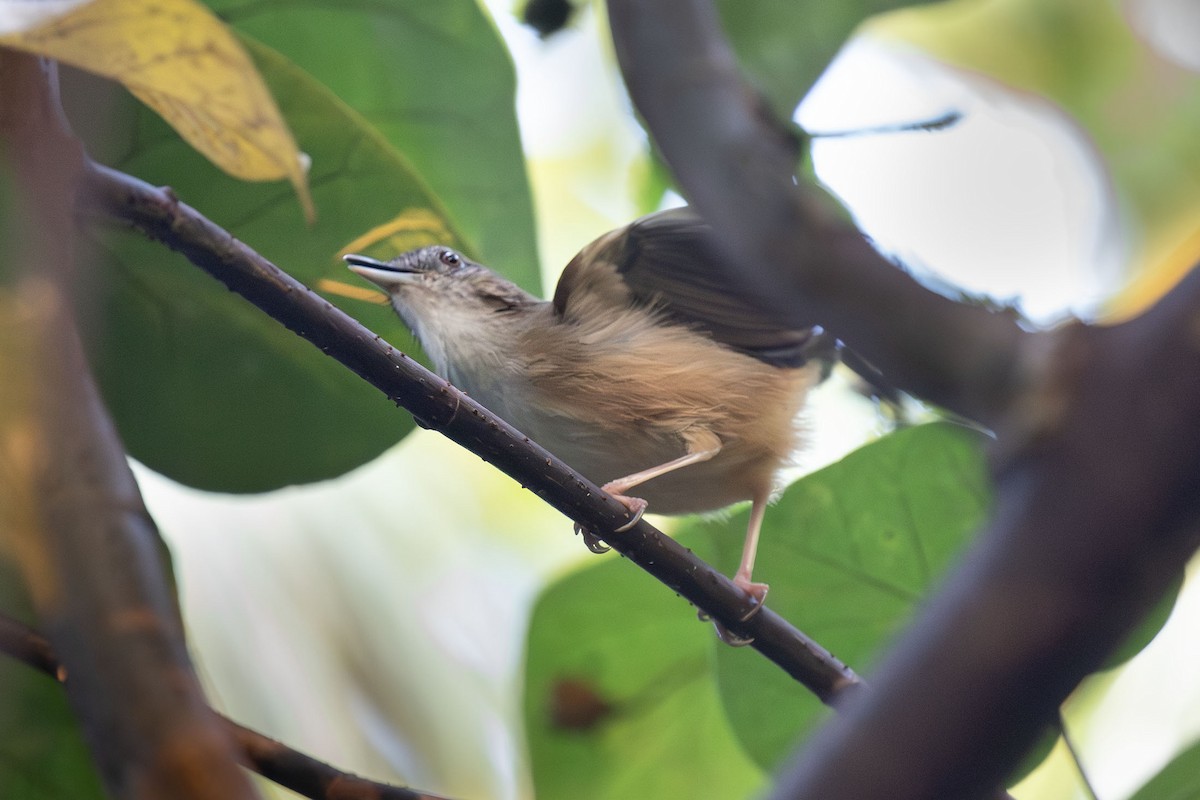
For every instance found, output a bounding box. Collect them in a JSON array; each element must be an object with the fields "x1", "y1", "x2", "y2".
[{"x1": 344, "y1": 253, "x2": 417, "y2": 290}]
